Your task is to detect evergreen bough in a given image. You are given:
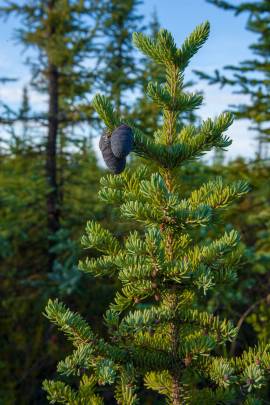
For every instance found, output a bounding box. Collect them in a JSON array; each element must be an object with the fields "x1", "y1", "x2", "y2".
[{"x1": 43, "y1": 22, "x2": 270, "y2": 404}]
